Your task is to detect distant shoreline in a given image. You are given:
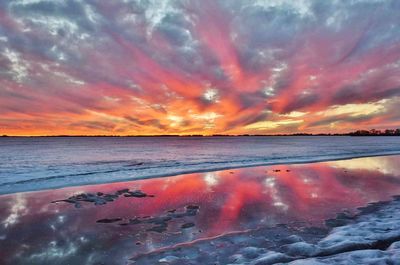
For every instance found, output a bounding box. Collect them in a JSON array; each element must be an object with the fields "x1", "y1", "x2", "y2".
[
  {"x1": 1, "y1": 134, "x2": 400, "y2": 138},
  {"x1": 2, "y1": 128, "x2": 400, "y2": 137}
]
